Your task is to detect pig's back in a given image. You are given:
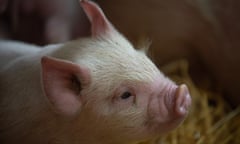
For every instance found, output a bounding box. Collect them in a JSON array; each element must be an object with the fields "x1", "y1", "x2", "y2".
[{"x1": 0, "y1": 40, "x2": 41, "y2": 68}]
